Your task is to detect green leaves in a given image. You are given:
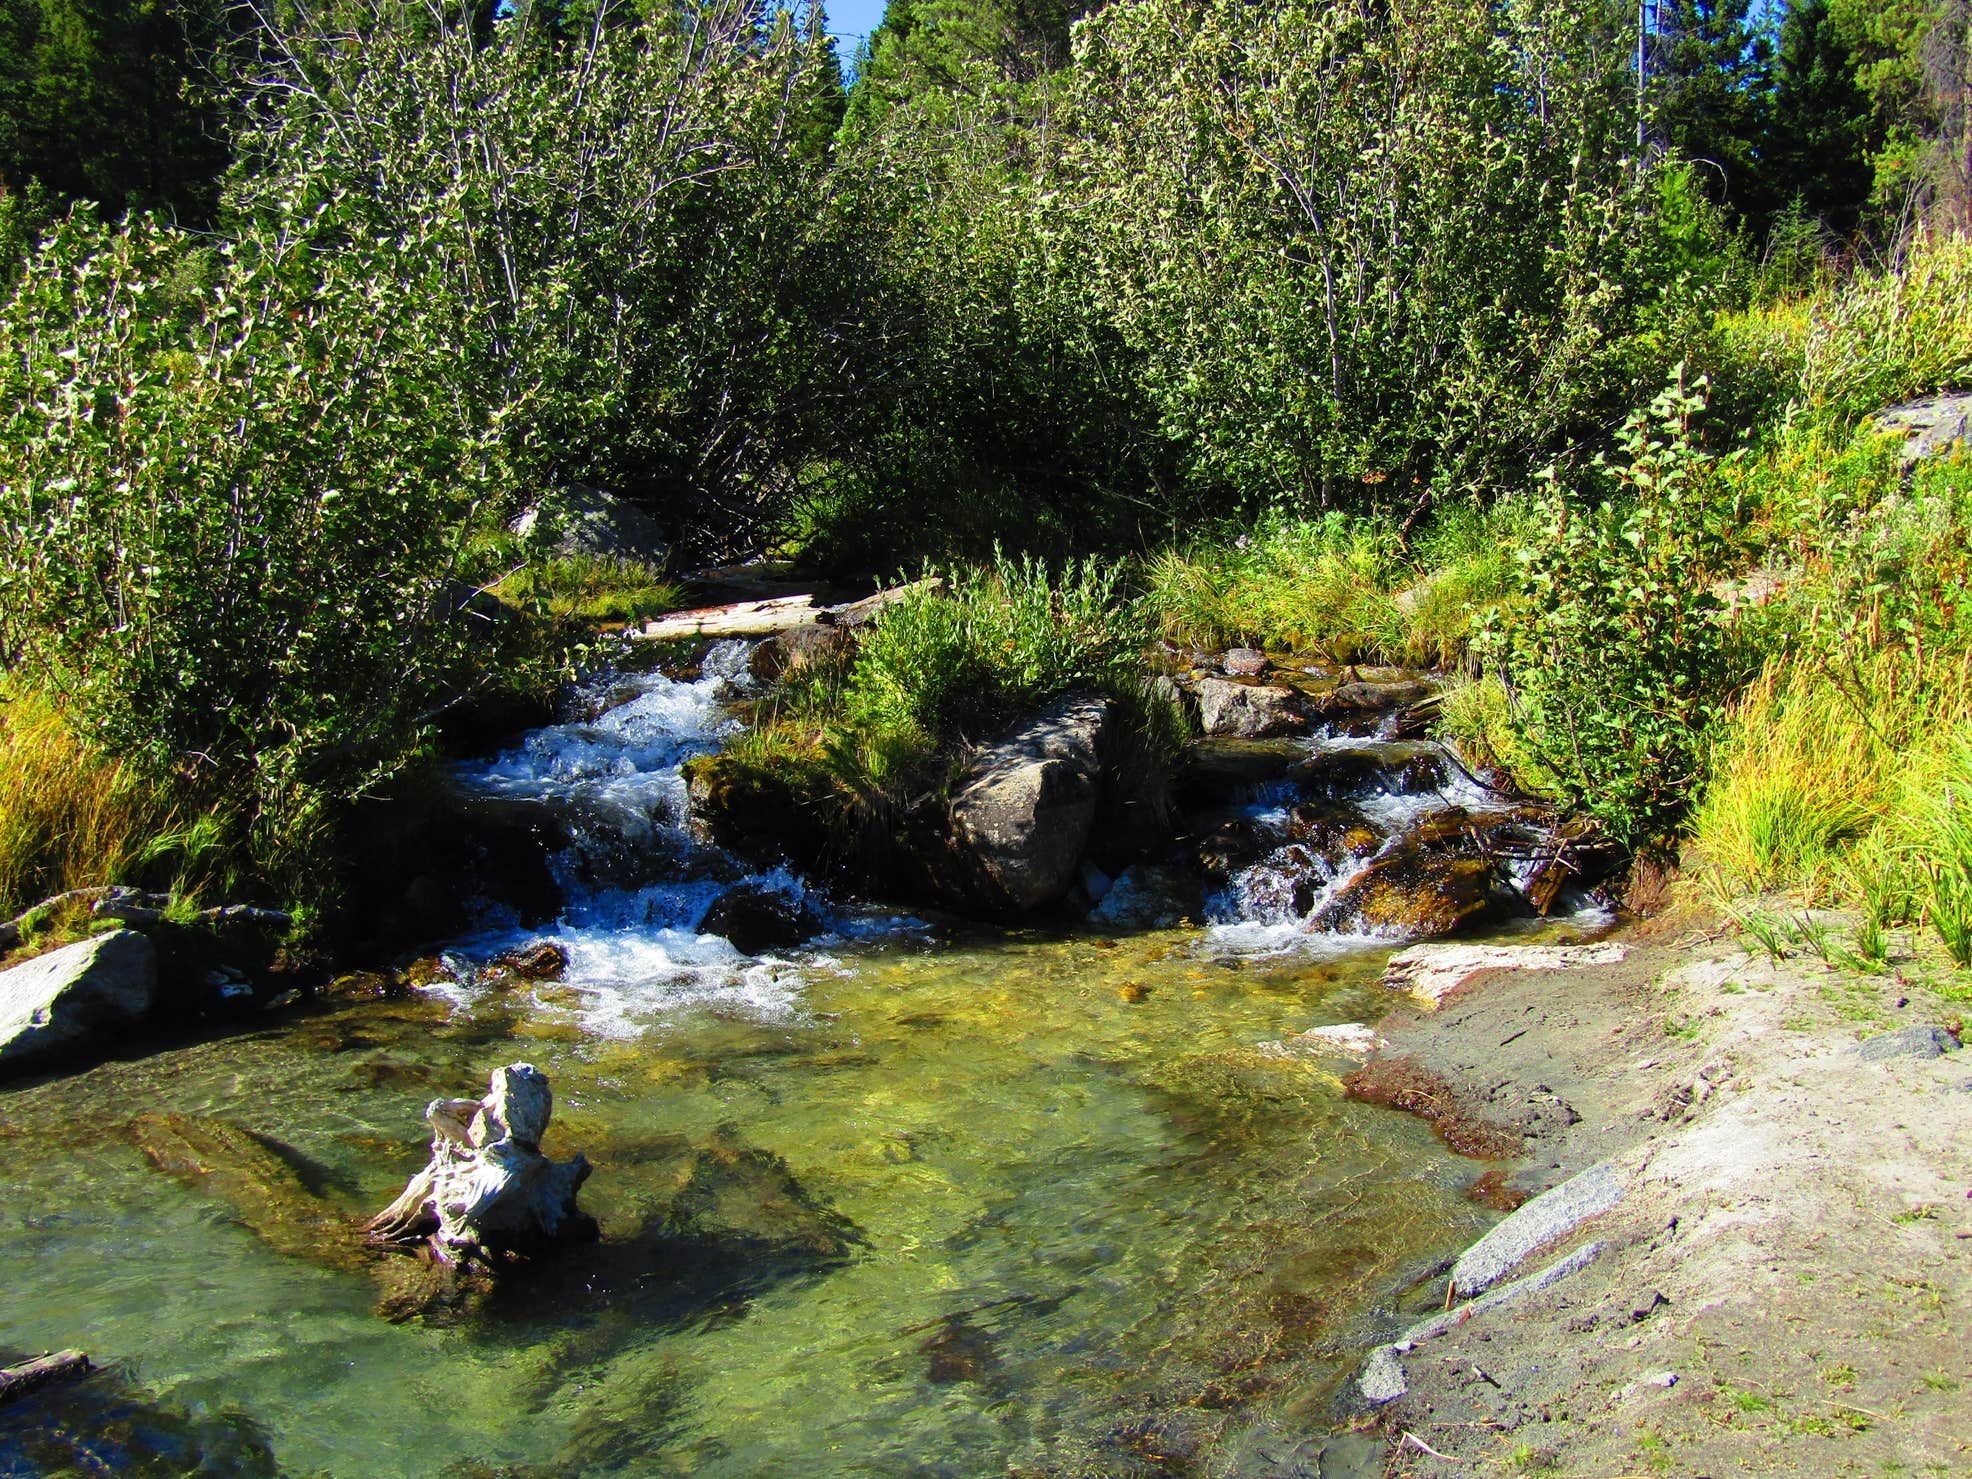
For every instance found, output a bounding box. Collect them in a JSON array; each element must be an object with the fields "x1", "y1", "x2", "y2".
[
  {"x1": 0, "y1": 209, "x2": 494, "y2": 847},
  {"x1": 1486, "y1": 369, "x2": 1749, "y2": 850}
]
